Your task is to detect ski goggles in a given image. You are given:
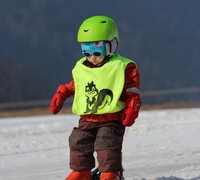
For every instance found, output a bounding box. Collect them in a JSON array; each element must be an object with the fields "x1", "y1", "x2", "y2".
[
  {"x1": 81, "y1": 41, "x2": 106, "y2": 57},
  {"x1": 82, "y1": 51, "x2": 103, "y2": 57}
]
